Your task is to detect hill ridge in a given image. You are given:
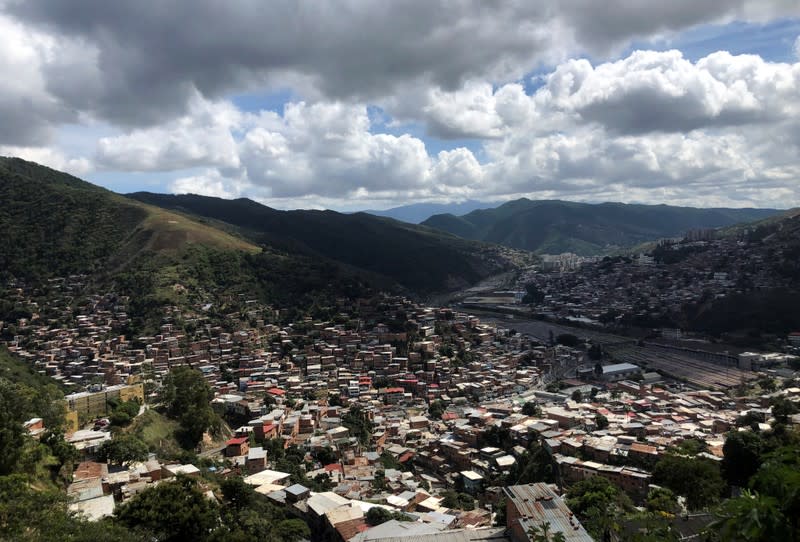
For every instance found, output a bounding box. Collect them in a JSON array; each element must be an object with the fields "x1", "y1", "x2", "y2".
[{"x1": 422, "y1": 198, "x2": 780, "y2": 255}]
